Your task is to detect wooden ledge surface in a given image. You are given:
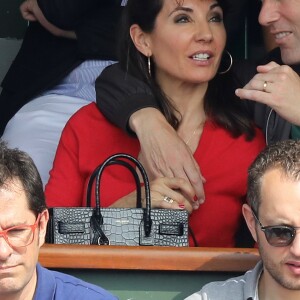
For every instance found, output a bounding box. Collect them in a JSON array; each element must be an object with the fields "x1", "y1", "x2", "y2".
[{"x1": 39, "y1": 244, "x2": 260, "y2": 272}]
